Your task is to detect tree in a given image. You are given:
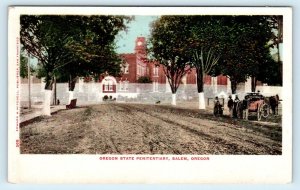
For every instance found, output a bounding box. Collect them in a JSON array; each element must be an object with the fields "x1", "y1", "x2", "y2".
[
  {"x1": 150, "y1": 16, "x2": 191, "y2": 105},
  {"x1": 217, "y1": 16, "x2": 274, "y2": 93},
  {"x1": 268, "y1": 16, "x2": 283, "y2": 62},
  {"x1": 263, "y1": 15, "x2": 283, "y2": 86},
  {"x1": 61, "y1": 16, "x2": 129, "y2": 103},
  {"x1": 56, "y1": 16, "x2": 130, "y2": 103},
  {"x1": 20, "y1": 15, "x2": 131, "y2": 115},
  {"x1": 186, "y1": 16, "x2": 223, "y2": 109}
]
